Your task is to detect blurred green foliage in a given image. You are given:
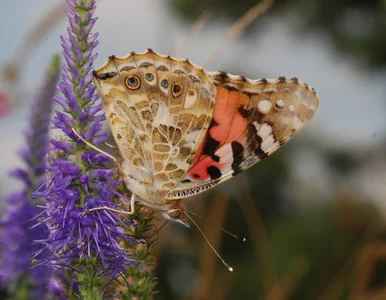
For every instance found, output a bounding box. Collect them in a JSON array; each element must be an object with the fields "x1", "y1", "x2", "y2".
[
  {"x1": 228, "y1": 200, "x2": 378, "y2": 299},
  {"x1": 156, "y1": 187, "x2": 384, "y2": 299}
]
